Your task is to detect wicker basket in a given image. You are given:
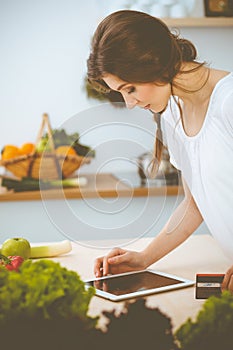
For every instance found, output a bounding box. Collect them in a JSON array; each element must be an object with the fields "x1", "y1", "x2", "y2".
[{"x1": 0, "y1": 114, "x2": 92, "y2": 180}]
